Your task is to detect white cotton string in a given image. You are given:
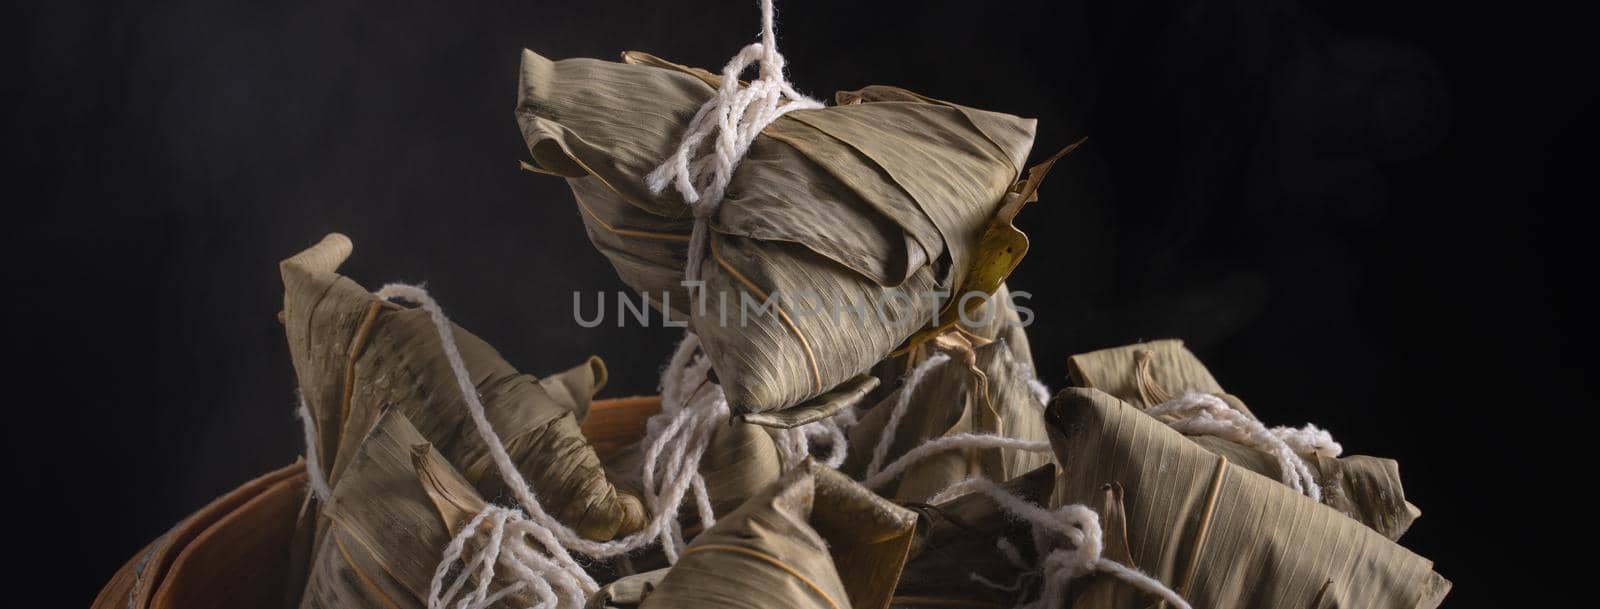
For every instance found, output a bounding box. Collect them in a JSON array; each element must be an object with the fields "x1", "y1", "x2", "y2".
[
  {"x1": 942, "y1": 477, "x2": 1192, "y2": 609},
  {"x1": 811, "y1": 415, "x2": 853, "y2": 469},
  {"x1": 1003, "y1": 348, "x2": 1051, "y2": 409},
  {"x1": 429, "y1": 505, "x2": 589, "y2": 609},
  {"x1": 384, "y1": 283, "x2": 864, "y2": 601},
  {"x1": 644, "y1": 0, "x2": 824, "y2": 281},
  {"x1": 385, "y1": 284, "x2": 718, "y2": 602},
  {"x1": 1272, "y1": 423, "x2": 1344, "y2": 459},
  {"x1": 861, "y1": 433, "x2": 1052, "y2": 491},
  {"x1": 995, "y1": 538, "x2": 1031, "y2": 571},
  {"x1": 771, "y1": 413, "x2": 852, "y2": 470},
  {"x1": 634, "y1": 337, "x2": 729, "y2": 562},
  {"x1": 927, "y1": 475, "x2": 992, "y2": 505},
  {"x1": 1027, "y1": 377, "x2": 1052, "y2": 408},
  {"x1": 383, "y1": 283, "x2": 680, "y2": 557},
  {"x1": 378, "y1": 284, "x2": 599, "y2": 608},
  {"x1": 971, "y1": 571, "x2": 1025, "y2": 593},
  {"x1": 634, "y1": 331, "x2": 861, "y2": 556},
  {"x1": 866, "y1": 353, "x2": 952, "y2": 478},
  {"x1": 295, "y1": 393, "x2": 334, "y2": 503},
  {"x1": 1148, "y1": 392, "x2": 1336, "y2": 502}
]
